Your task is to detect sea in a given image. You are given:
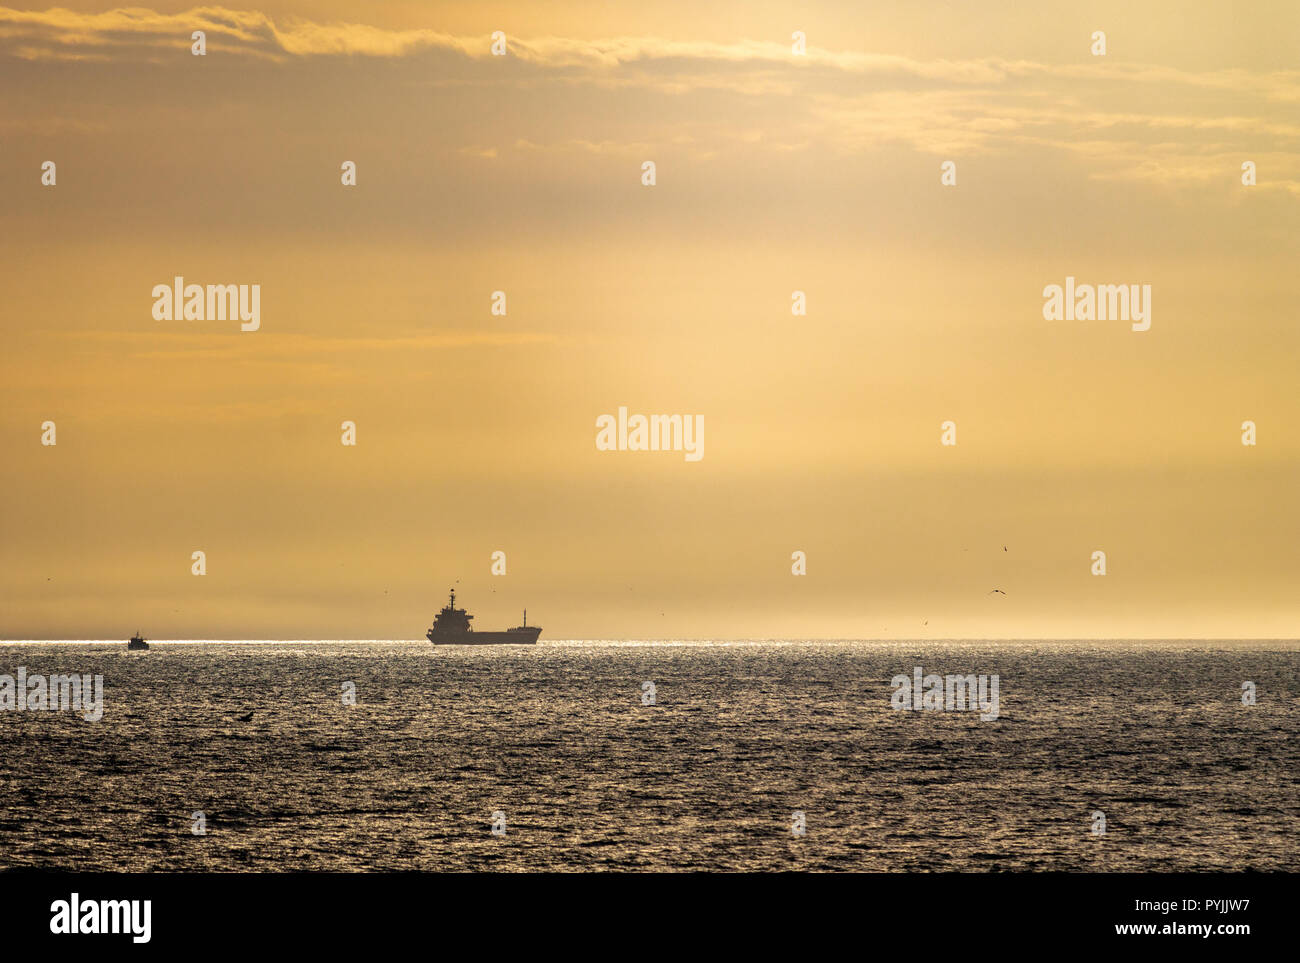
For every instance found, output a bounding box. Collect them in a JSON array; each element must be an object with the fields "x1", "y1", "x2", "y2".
[{"x1": 0, "y1": 640, "x2": 1296, "y2": 872}]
